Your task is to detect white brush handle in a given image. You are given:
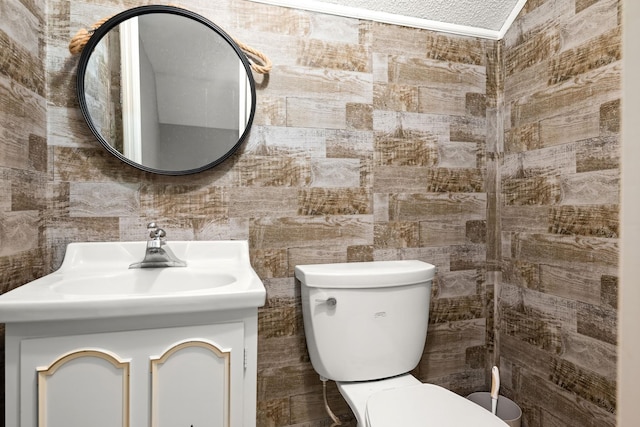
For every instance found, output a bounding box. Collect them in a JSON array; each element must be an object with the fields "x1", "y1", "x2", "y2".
[{"x1": 491, "y1": 366, "x2": 500, "y2": 415}]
